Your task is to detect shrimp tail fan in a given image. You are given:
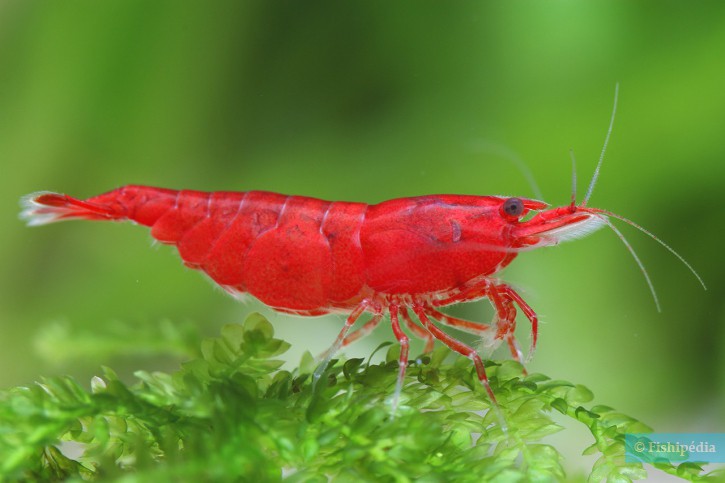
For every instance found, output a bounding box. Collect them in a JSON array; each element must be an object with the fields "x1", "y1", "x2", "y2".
[{"x1": 19, "y1": 191, "x2": 121, "y2": 226}]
